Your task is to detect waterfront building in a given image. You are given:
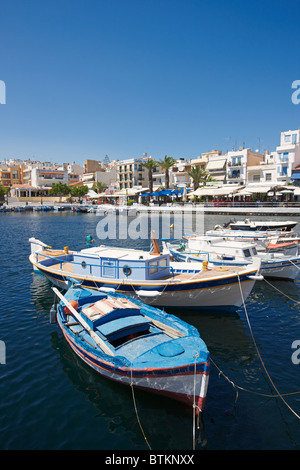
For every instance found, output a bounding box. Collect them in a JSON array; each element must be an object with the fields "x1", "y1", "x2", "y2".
[
  {"x1": 152, "y1": 158, "x2": 191, "y2": 188},
  {"x1": 117, "y1": 156, "x2": 152, "y2": 190},
  {"x1": 0, "y1": 164, "x2": 25, "y2": 187},
  {"x1": 83, "y1": 159, "x2": 105, "y2": 173},
  {"x1": 226, "y1": 148, "x2": 264, "y2": 185},
  {"x1": 205, "y1": 151, "x2": 227, "y2": 184},
  {"x1": 274, "y1": 128, "x2": 300, "y2": 183},
  {"x1": 31, "y1": 167, "x2": 69, "y2": 188}
]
